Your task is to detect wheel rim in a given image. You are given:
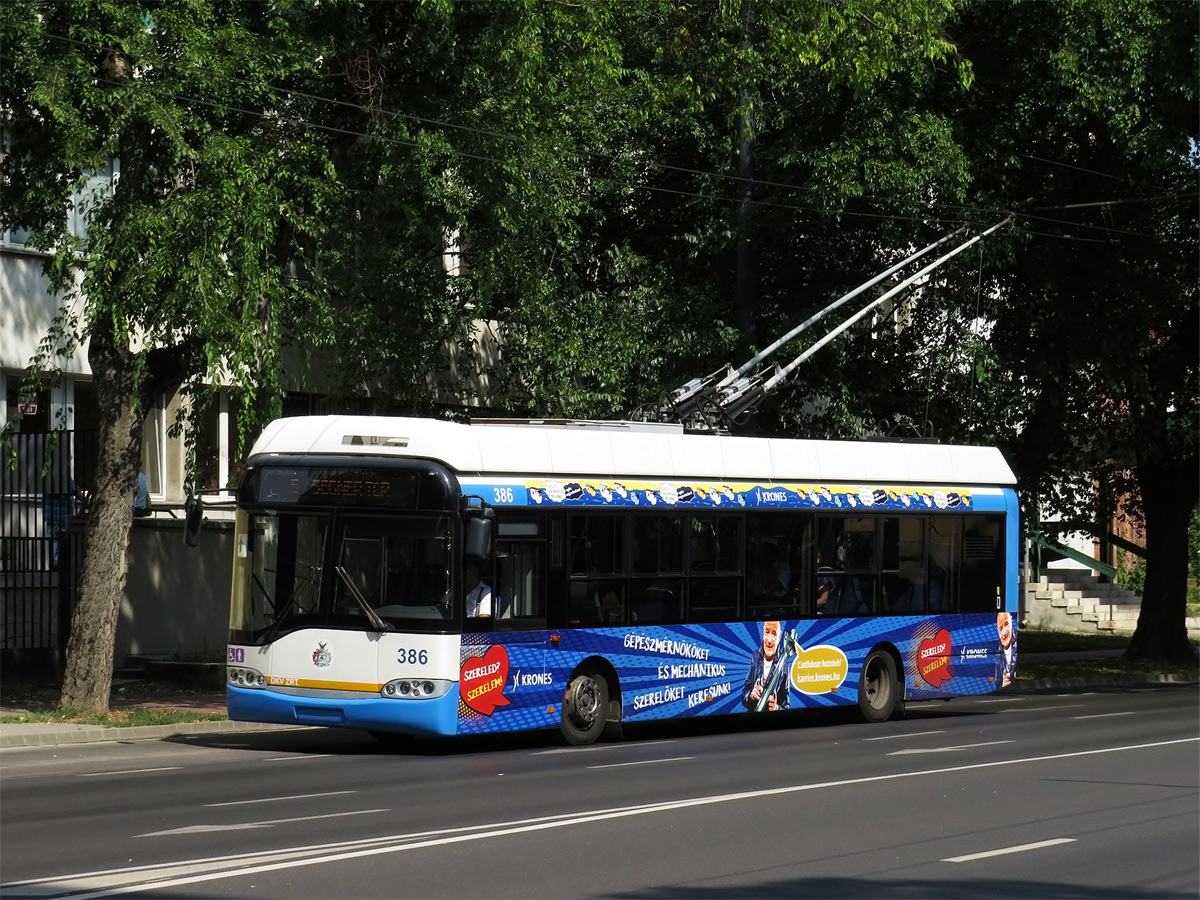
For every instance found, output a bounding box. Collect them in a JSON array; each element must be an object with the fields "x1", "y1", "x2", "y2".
[
  {"x1": 864, "y1": 657, "x2": 890, "y2": 711},
  {"x1": 566, "y1": 675, "x2": 601, "y2": 729}
]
